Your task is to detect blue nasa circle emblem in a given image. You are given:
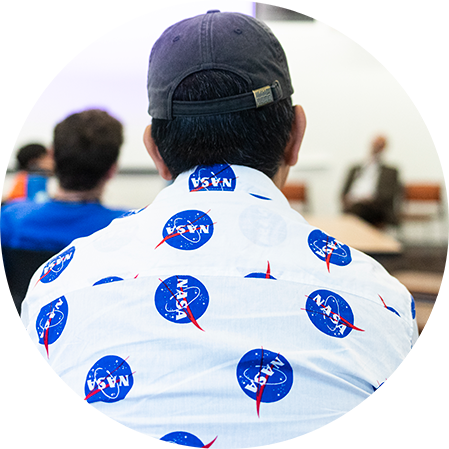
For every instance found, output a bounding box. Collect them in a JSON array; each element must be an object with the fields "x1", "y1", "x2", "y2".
[
  {"x1": 236, "y1": 348, "x2": 293, "y2": 404},
  {"x1": 386, "y1": 305, "x2": 400, "y2": 317},
  {"x1": 84, "y1": 355, "x2": 134, "y2": 404},
  {"x1": 39, "y1": 246, "x2": 75, "y2": 283},
  {"x1": 249, "y1": 193, "x2": 272, "y2": 200},
  {"x1": 411, "y1": 294, "x2": 416, "y2": 319},
  {"x1": 160, "y1": 431, "x2": 204, "y2": 447},
  {"x1": 305, "y1": 289, "x2": 358, "y2": 338},
  {"x1": 155, "y1": 275, "x2": 209, "y2": 328},
  {"x1": 245, "y1": 272, "x2": 276, "y2": 280},
  {"x1": 36, "y1": 296, "x2": 68, "y2": 346},
  {"x1": 93, "y1": 276, "x2": 124, "y2": 286},
  {"x1": 308, "y1": 229, "x2": 352, "y2": 268},
  {"x1": 189, "y1": 164, "x2": 236, "y2": 192},
  {"x1": 161, "y1": 210, "x2": 214, "y2": 250}
]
